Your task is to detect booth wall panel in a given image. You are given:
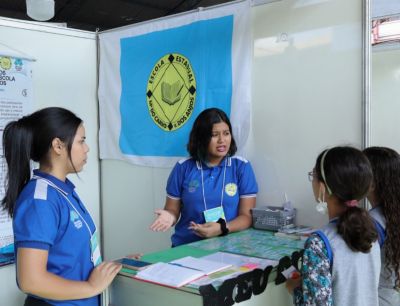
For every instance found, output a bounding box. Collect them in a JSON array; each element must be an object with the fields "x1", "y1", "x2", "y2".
[
  {"x1": 248, "y1": 0, "x2": 363, "y2": 228},
  {"x1": 371, "y1": 48, "x2": 400, "y2": 152},
  {"x1": 0, "y1": 18, "x2": 97, "y2": 306}
]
